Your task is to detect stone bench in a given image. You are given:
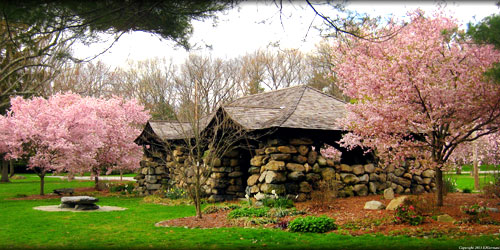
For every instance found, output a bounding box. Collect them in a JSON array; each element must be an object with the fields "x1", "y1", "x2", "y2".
[
  {"x1": 53, "y1": 188, "x2": 74, "y2": 196},
  {"x1": 59, "y1": 196, "x2": 99, "y2": 210}
]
